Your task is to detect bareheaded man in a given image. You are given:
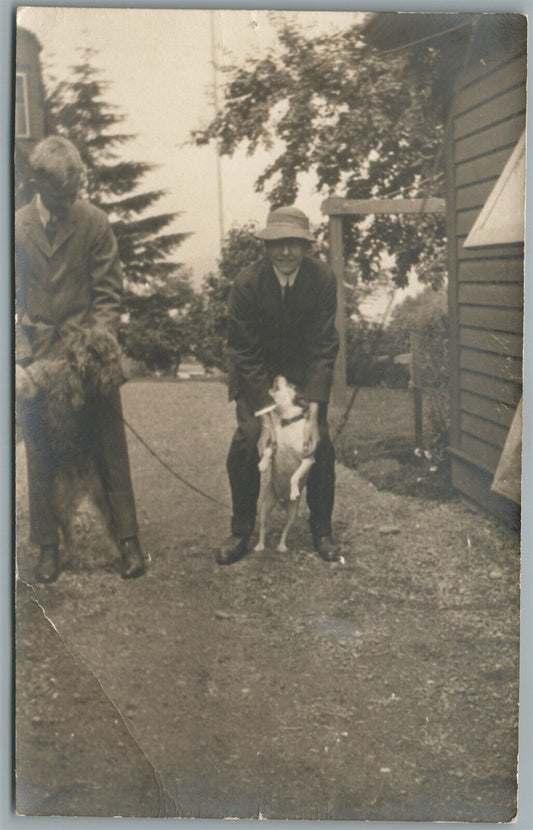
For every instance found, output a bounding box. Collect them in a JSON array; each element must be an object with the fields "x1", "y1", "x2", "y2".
[{"x1": 15, "y1": 135, "x2": 146, "y2": 583}]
